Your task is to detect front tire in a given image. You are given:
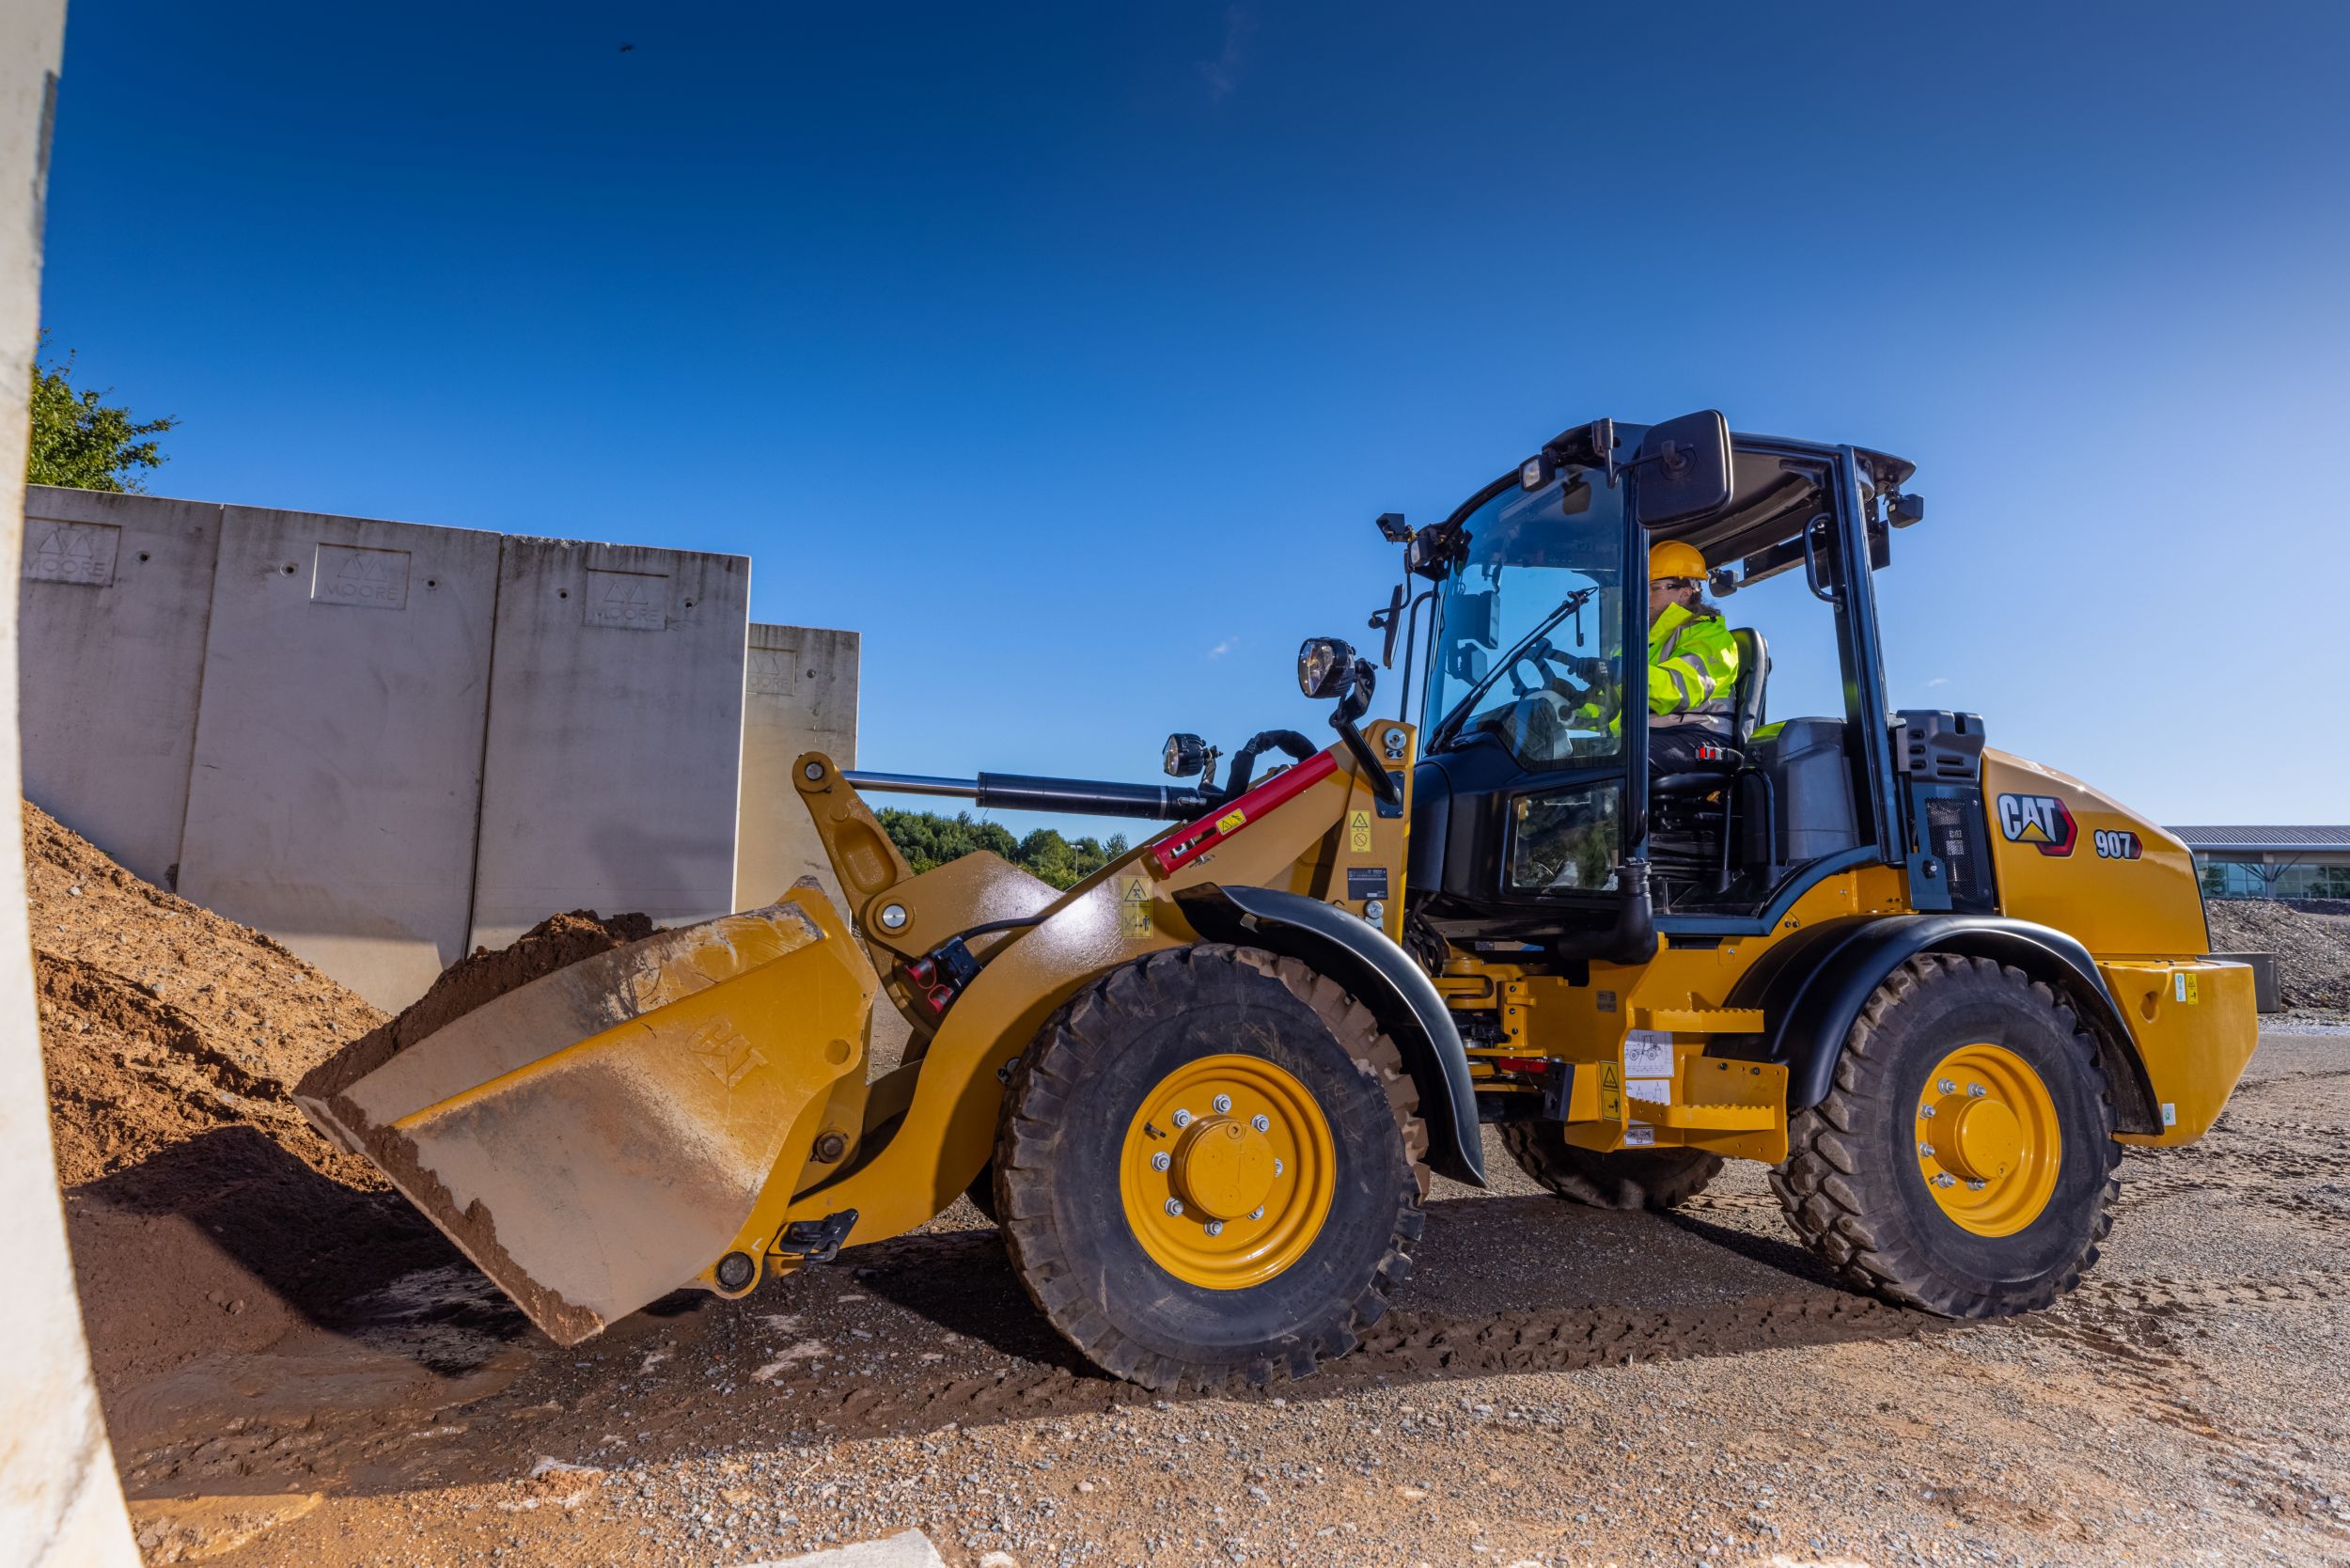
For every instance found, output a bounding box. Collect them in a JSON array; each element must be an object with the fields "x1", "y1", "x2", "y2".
[
  {"x1": 995, "y1": 945, "x2": 1427, "y2": 1390},
  {"x1": 1771, "y1": 954, "x2": 2119, "y2": 1316}
]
